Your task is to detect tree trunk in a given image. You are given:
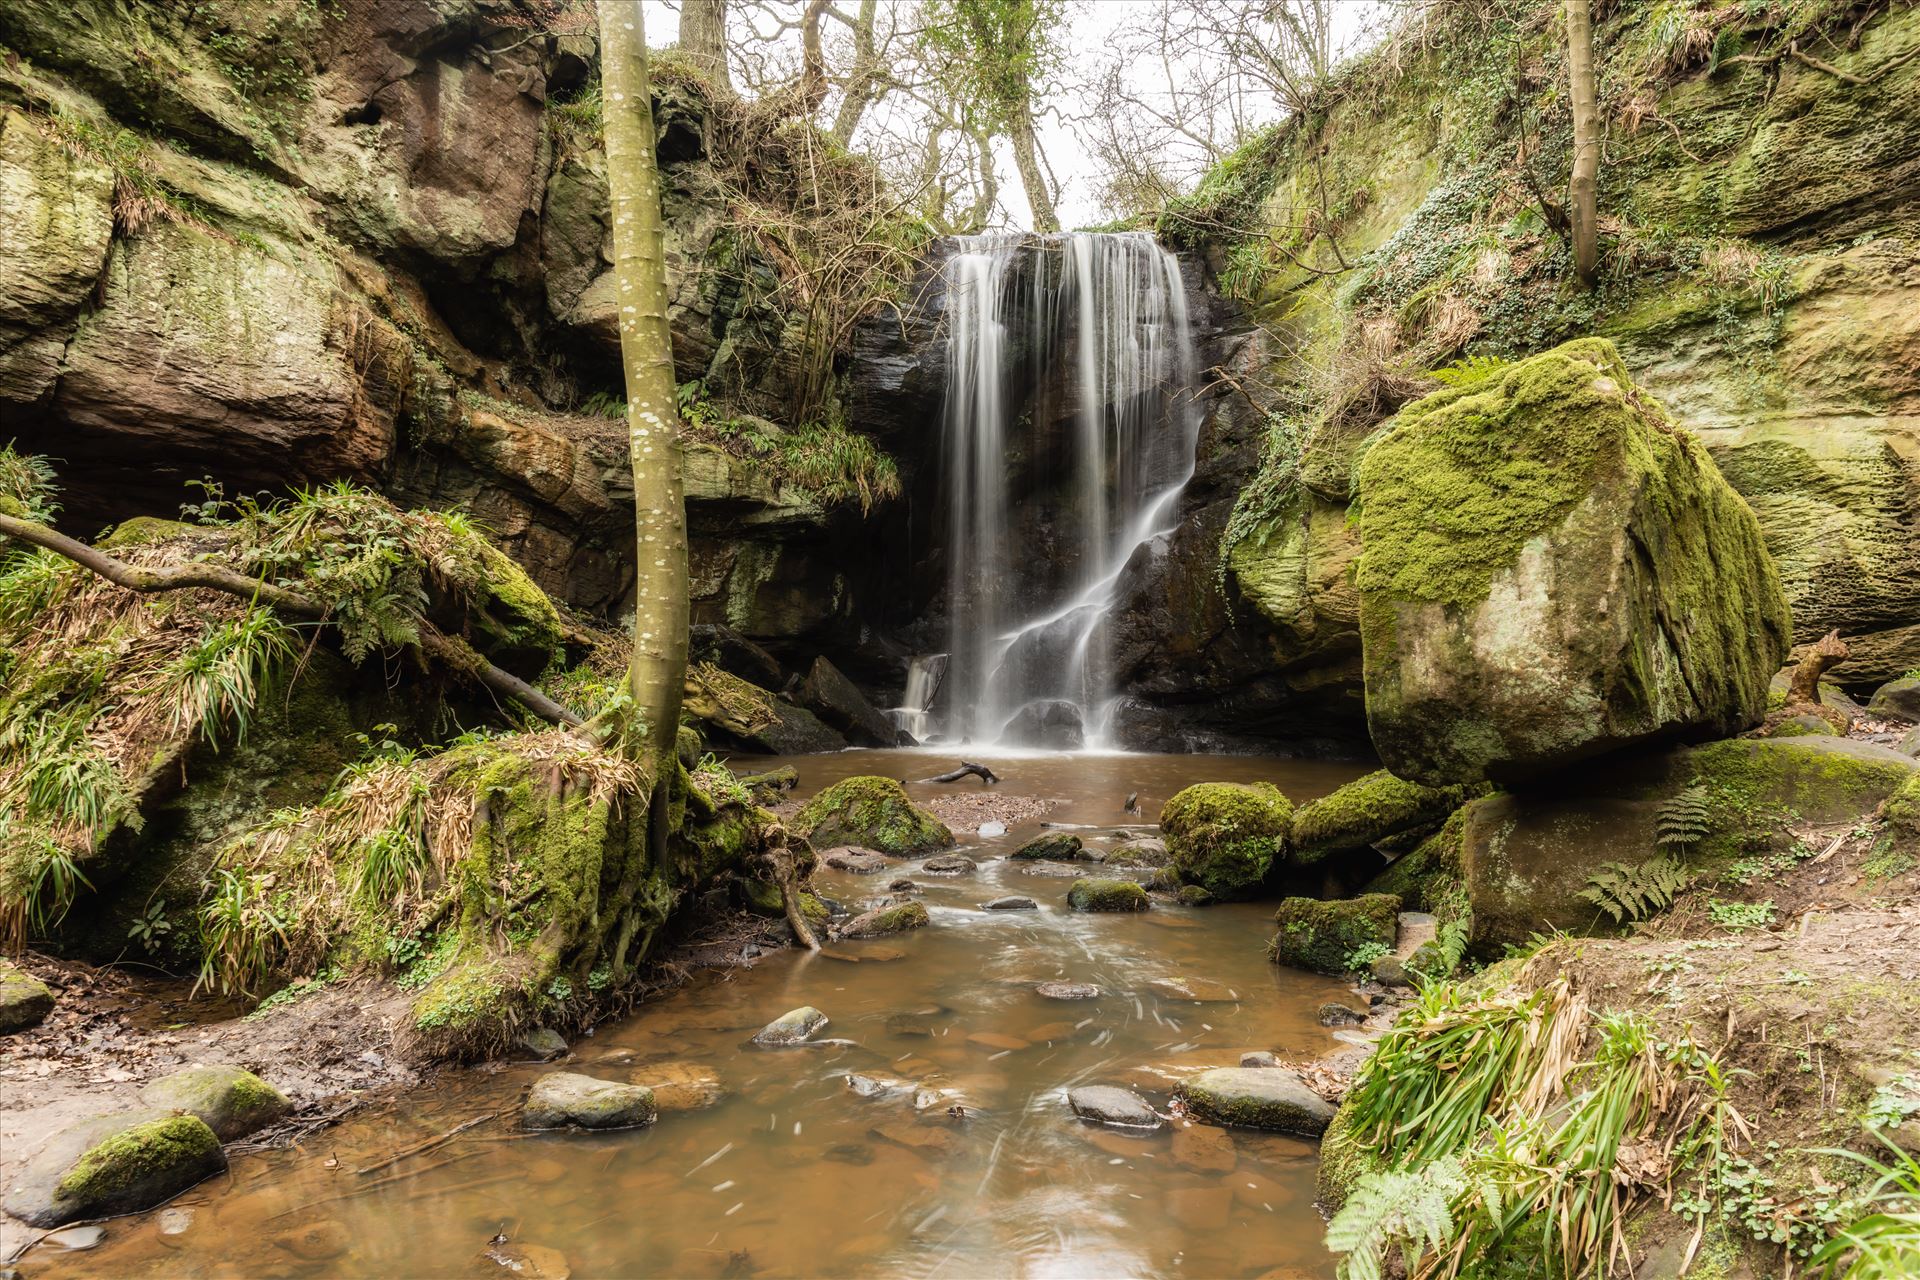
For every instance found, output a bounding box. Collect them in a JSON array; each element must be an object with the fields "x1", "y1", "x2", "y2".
[
  {"x1": 1007, "y1": 107, "x2": 1058, "y2": 232},
  {"x1": 799, "y1": 0, "x2": 831, "y2": 114},
  {"x1": 677, "y1": 0, "x2": 731, "y2": 92},
  {"x1": 830, "y1": 0, "x2": 879, "y2": 144},
  {"x1": 598, "y1": 3, "x2": 691, "y2": 840},
  {"x1": 1566, "y1": 0, "x2": 1600, "y2": 287}
]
